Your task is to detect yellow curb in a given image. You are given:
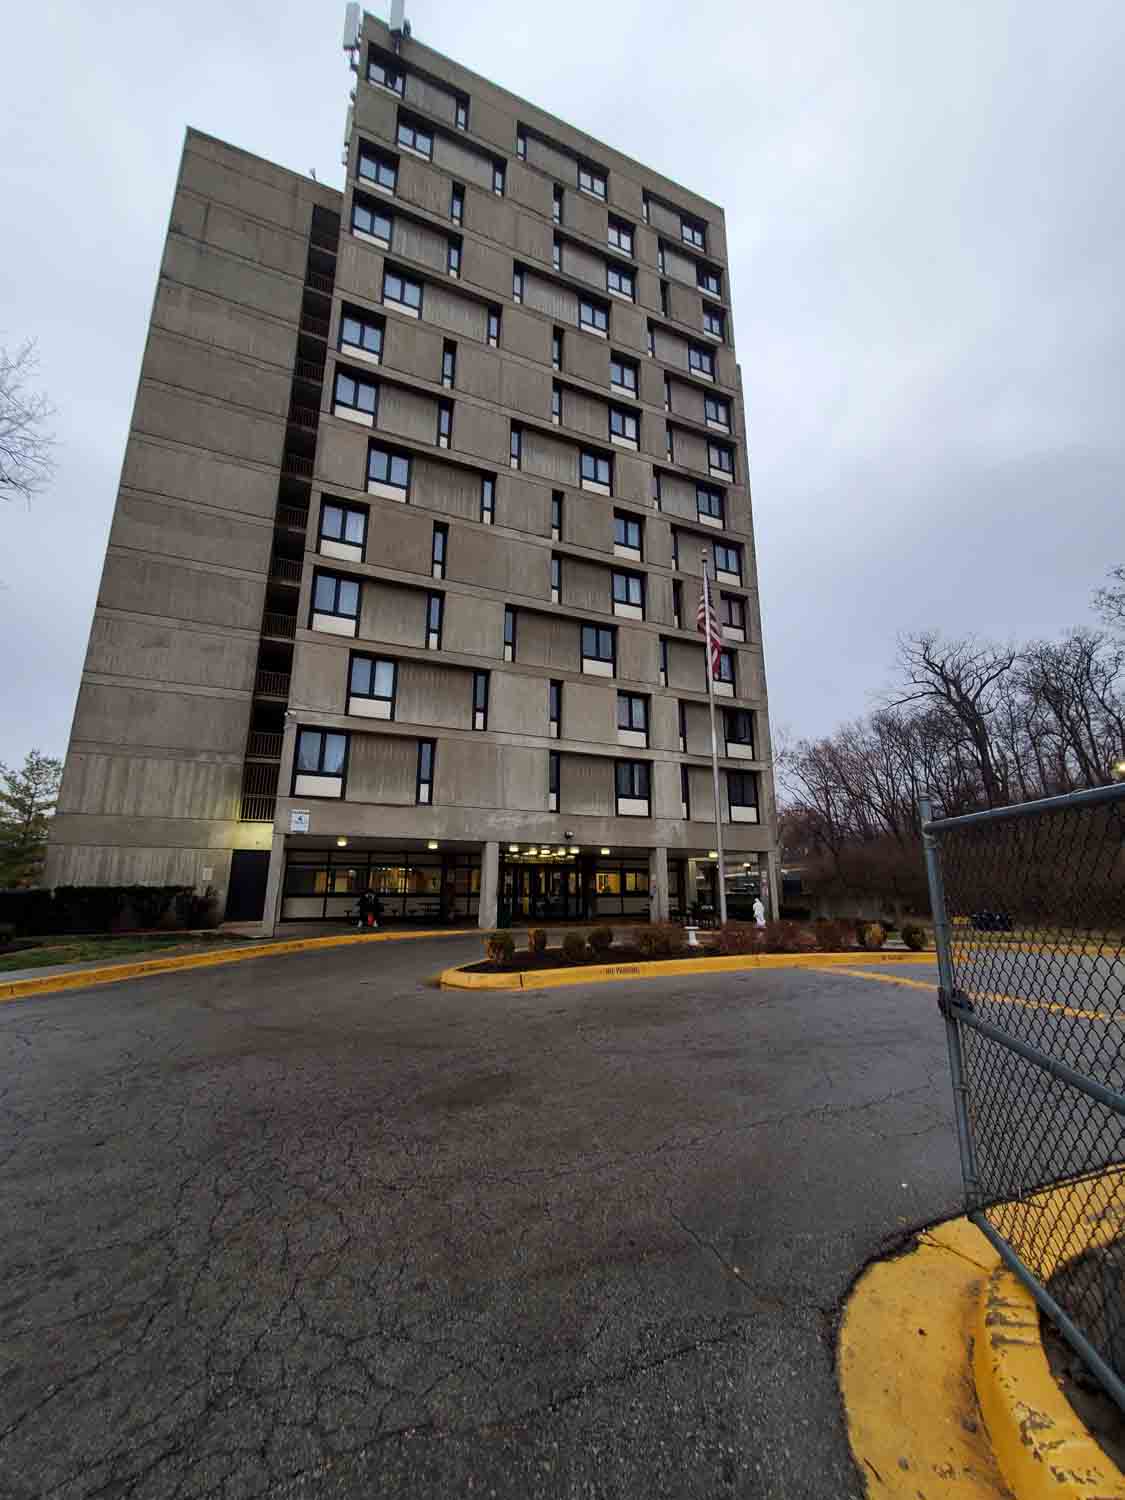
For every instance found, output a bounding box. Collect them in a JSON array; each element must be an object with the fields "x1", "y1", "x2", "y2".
[
  {"x1": 975, "y1": 1263, "x2": 1125, "y2": 1498},
  {"x1": 839, "y1": 1217, "x2": 1008, "y2": 1496},
  {"x1": 0, "y1": 928, "x2": 475, "y2": 1004},
  {"x1": 439, "y1": 948, "x2": 936, "y2": 991}
]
